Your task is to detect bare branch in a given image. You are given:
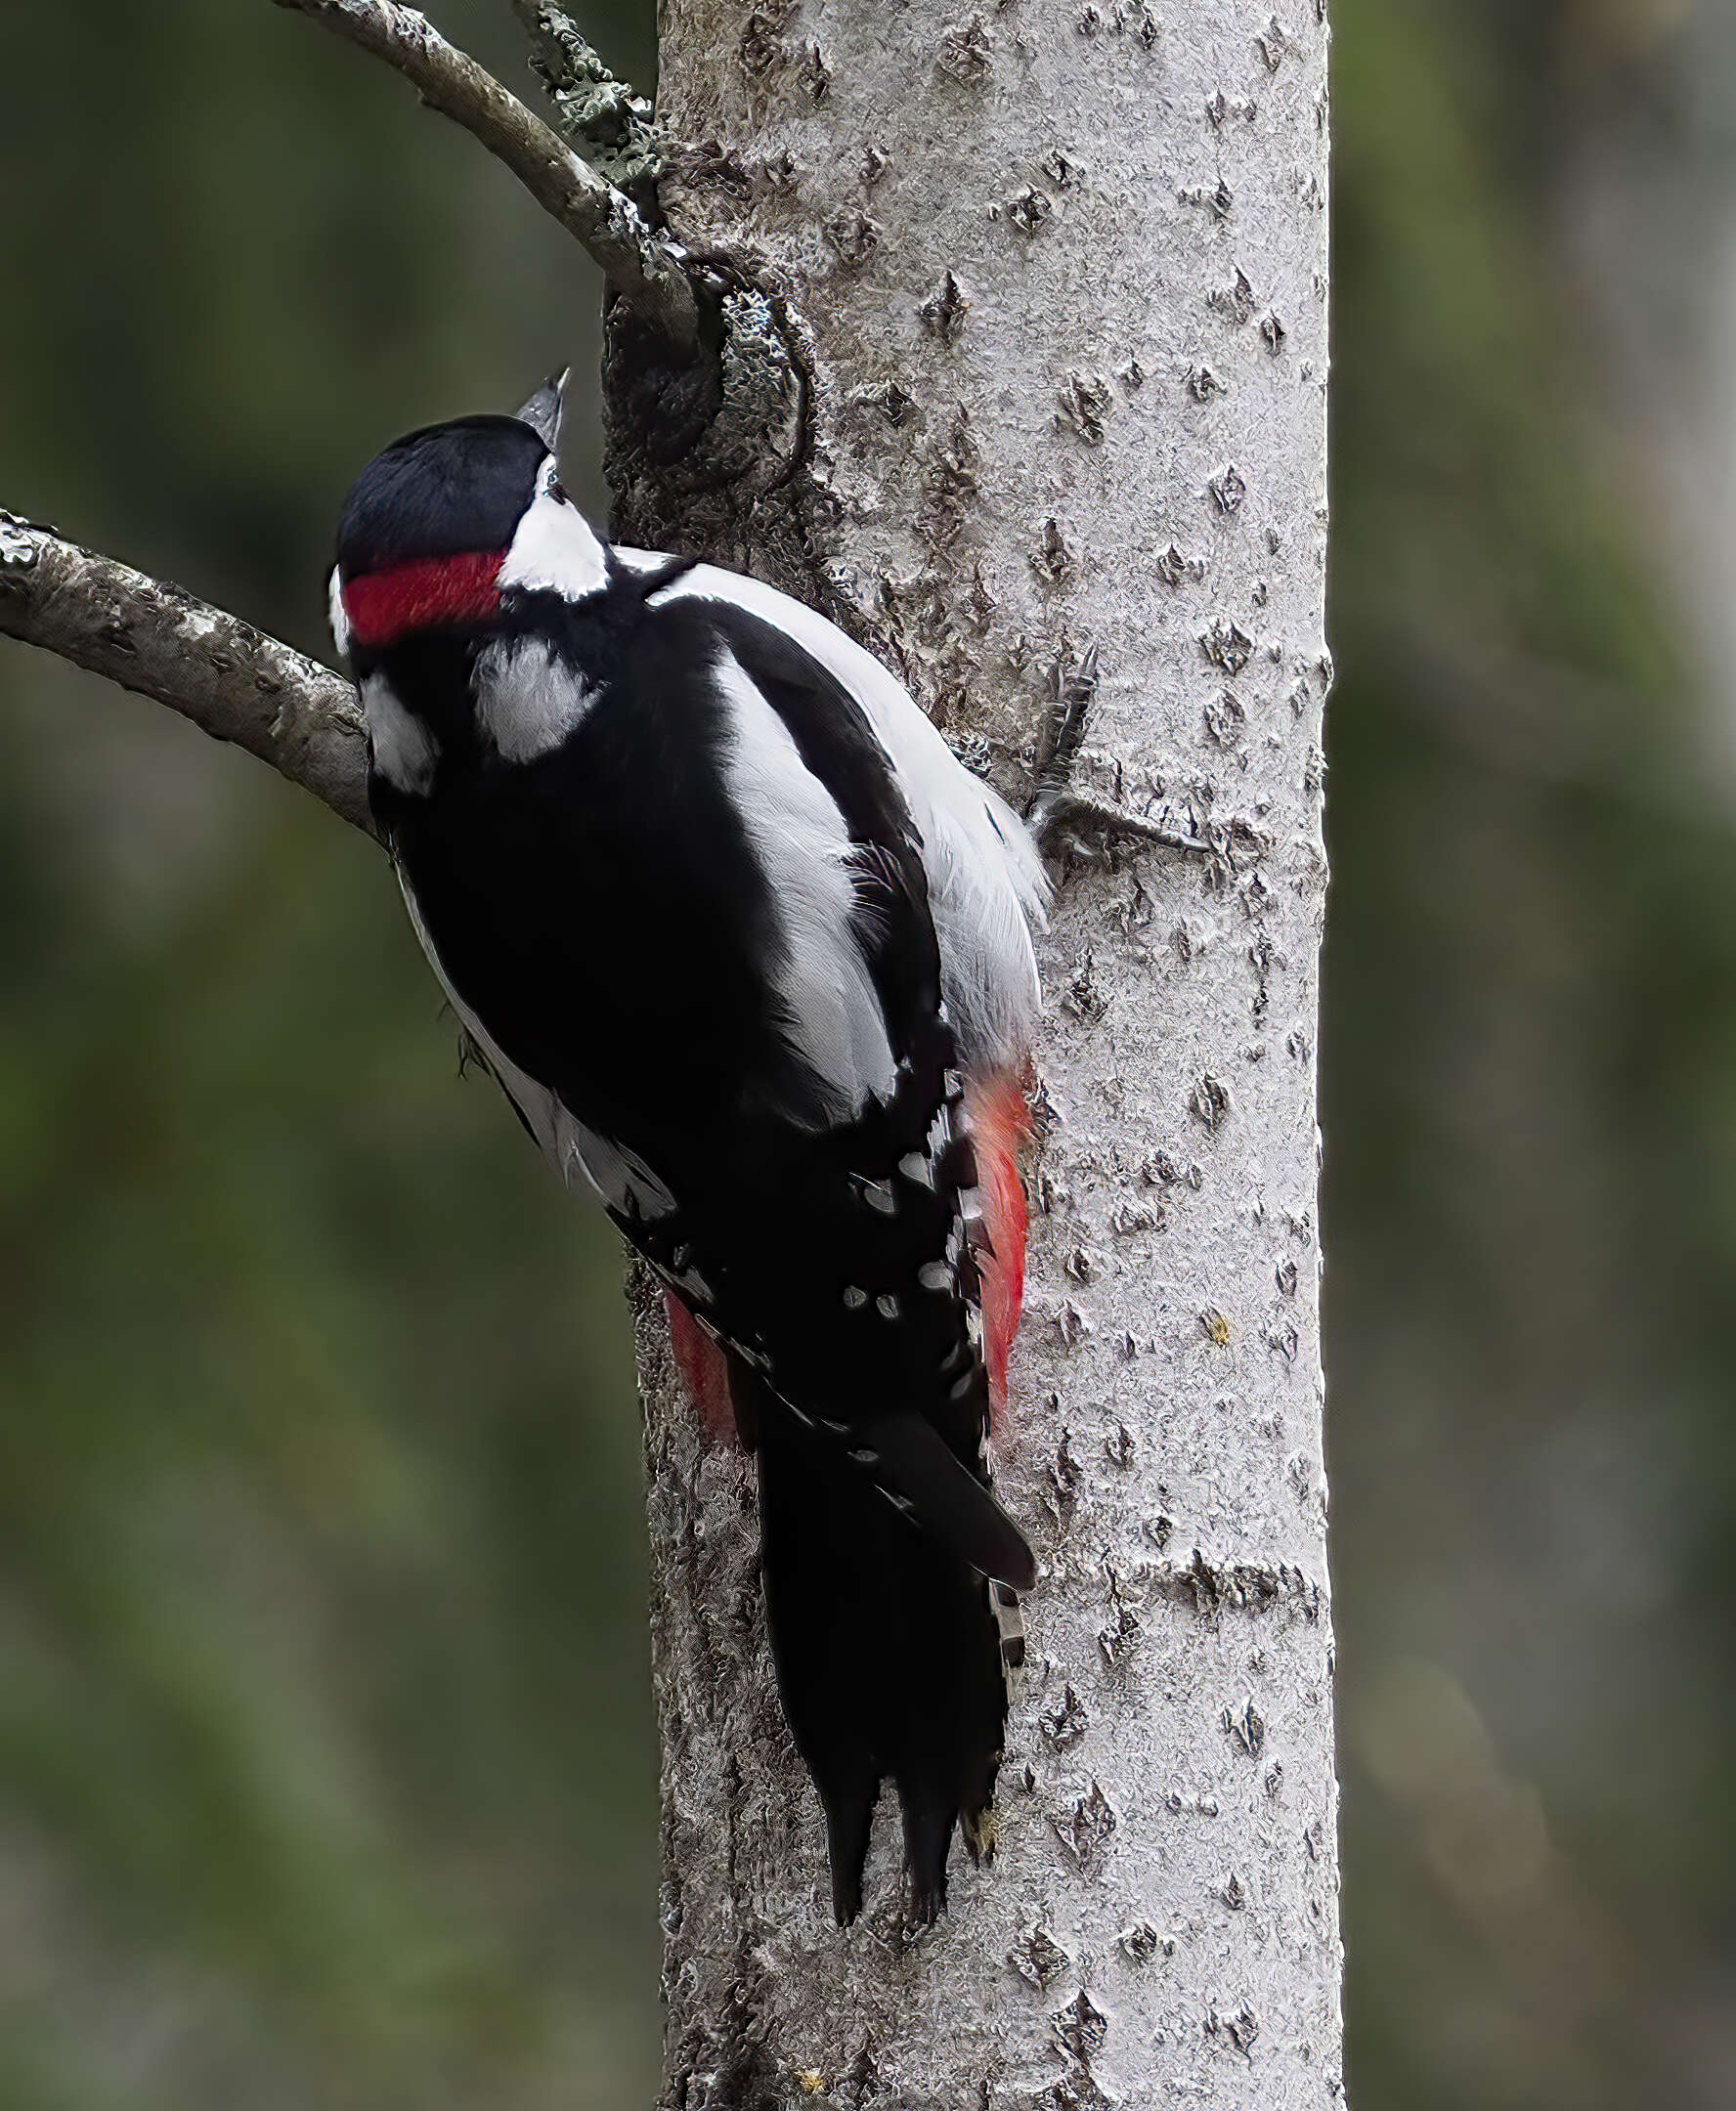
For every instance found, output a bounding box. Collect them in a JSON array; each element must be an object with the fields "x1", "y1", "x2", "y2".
[
  {"x1": 0, "y1": 513, "x2": 372, "y2": 838},
  {"x1": 274, "y1": 0, "x2": 698, "y2": 352}
]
